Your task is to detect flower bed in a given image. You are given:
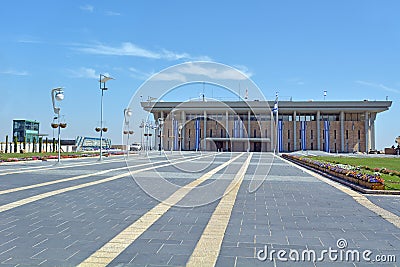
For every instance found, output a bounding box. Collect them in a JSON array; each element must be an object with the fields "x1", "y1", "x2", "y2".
[{"x1": 282, "y1": 154, "x2": 385, "y2": 190}]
